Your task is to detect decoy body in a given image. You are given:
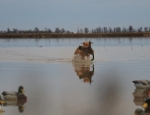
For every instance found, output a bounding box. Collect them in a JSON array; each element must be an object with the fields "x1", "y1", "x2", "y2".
[
  {"x1": 1, "y1": 86, "x2": 27, "y2": 106},
  {"x1": 133, "y1": 88, "x2": 150, "y2": 99},
  {"x1": 132, "y1": 80, "x2": 150, "y2": 89}
]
